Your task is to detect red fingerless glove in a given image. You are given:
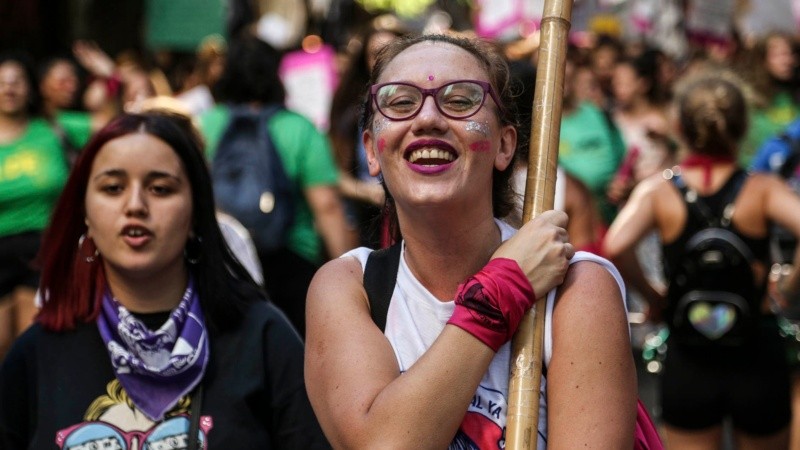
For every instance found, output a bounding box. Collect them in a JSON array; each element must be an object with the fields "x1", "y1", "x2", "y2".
[{"x1": 446, "y1": 258, "x2": 536, "y2": 352}]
